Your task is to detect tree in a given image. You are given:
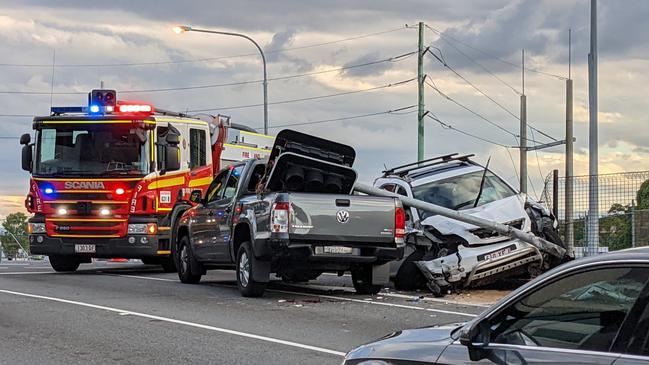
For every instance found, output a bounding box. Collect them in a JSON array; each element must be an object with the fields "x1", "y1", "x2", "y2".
[
  {"x1": 1, "y1": 212, "x2": 29, "y2": 258},
  {"x1": 636, "y1": 179, "x2": 649, "y2": 210}
]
